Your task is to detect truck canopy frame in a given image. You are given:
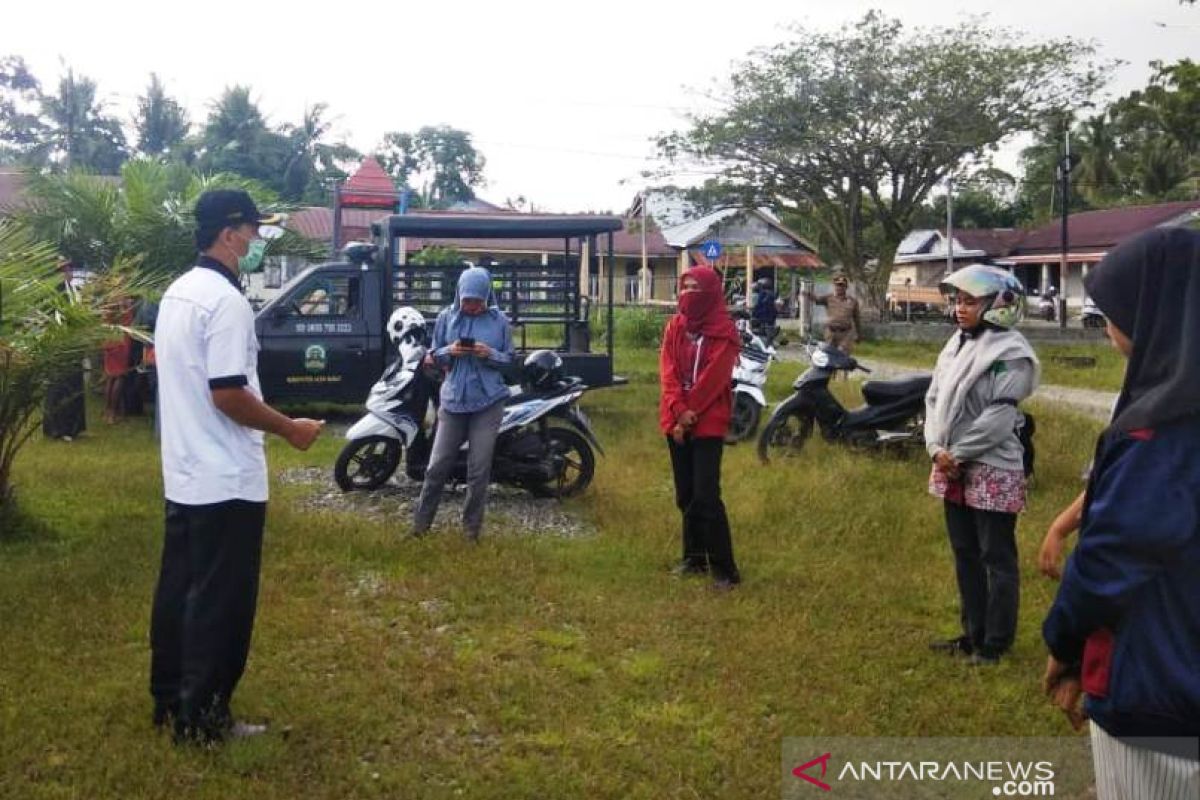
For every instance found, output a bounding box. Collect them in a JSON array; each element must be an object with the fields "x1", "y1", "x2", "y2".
[{"x1": 371, "y1": 213, "x2": 623, "y2": 385}]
